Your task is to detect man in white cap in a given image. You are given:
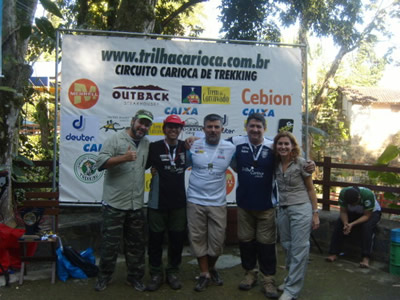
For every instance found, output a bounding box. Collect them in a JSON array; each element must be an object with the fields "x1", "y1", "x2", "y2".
[
  {"x1": 145, "y1": 115, "x2": 187, "y2": 291},
  {"x1": 94, "y1": 109, "x2": 153, "y2": 292}
]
